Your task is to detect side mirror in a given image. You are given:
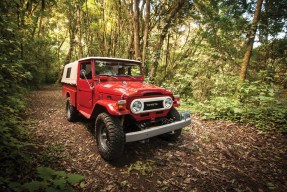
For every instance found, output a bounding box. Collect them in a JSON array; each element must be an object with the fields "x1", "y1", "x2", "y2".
[
  {"x1": 81, "y1": 69, "x2": 86, "y2": 75},
  {"x1": 80, "y1": 69, "x2": 86, "y2": 78},
  {"x1": 80, "y1": 69, "x2": 93, "y2": 89}
]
